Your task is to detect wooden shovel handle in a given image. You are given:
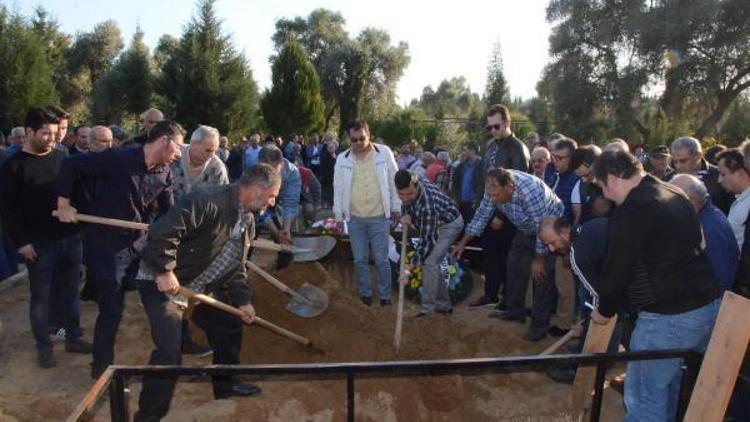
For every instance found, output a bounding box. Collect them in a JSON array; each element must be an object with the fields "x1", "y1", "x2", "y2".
[
  {"x1": 178, "y1": 286, "x2": 311, "y2": 346},
  {"x1": 394, "y1": 226, "x2": 409, "y2": 353}
]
